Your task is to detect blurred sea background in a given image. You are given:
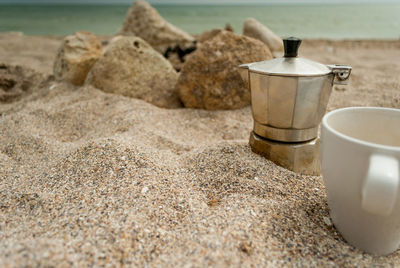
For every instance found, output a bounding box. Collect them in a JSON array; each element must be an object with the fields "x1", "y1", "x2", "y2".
[{"x1": 0, "y1": 3, "x2": 399, "y2": 39}]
